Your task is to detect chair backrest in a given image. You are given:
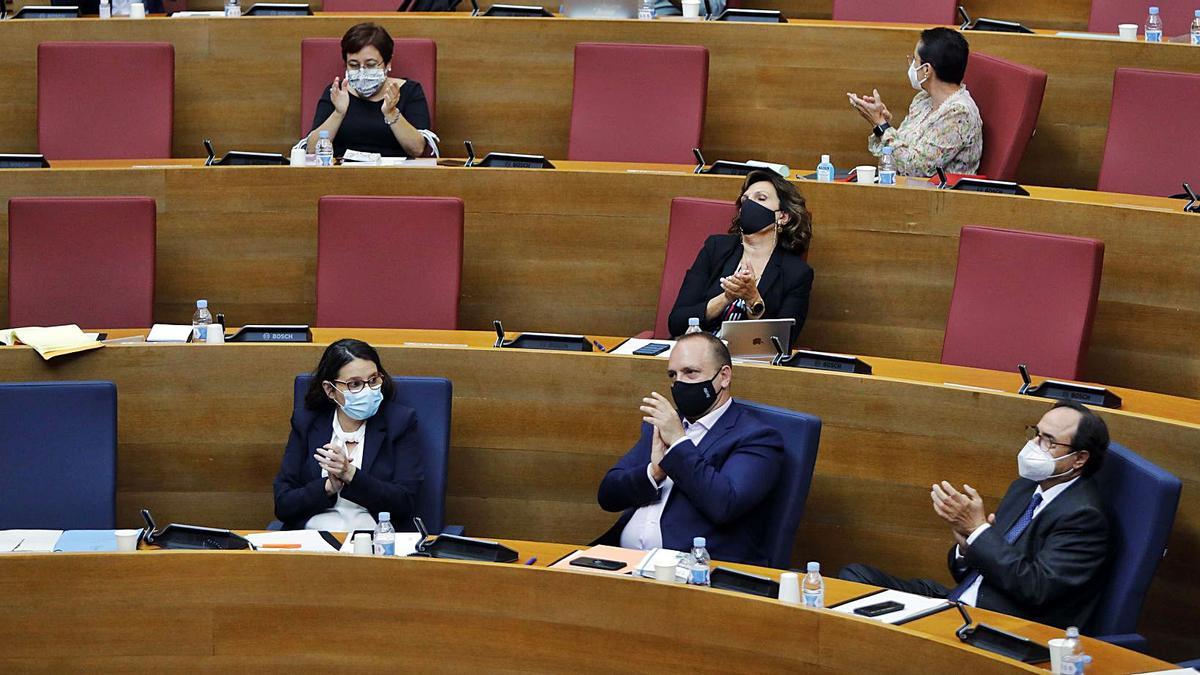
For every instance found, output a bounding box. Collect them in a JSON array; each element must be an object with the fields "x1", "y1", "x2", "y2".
[
  {"x1": 1098, "y1": 67, "x2": 1200, "y2": 197},
  {"x1": 1090, "y1": 442, "x2": 1182, "y2": 635},
  {"x1": 941, "y1": 226, "x2": 1104, "y2": 380},
  {"x1": 8, "y1": 196, "x2": 156, "y2": 328},
  {"x1": 830, "y1": 0, "x2": 957, "y2": 24},
  {"x1": 568, "y1": 42, "x2": 708, "y2": 164},
  {"x1": 653, "y1": 197, "x2": 736, "y2": 339},
  {"x1": 0, "y1": 381, "x2": 117, "y2": 529},
  {"x1": 38, "y1": 42, "x2": 174, "y2": 160},
  {"x1": 738, "y1": 400, "x2": 822, "y2": 569},
  {"x1": 293, "y1": 375, "x2": 452, "y2": 533},
  {"x1": 316, "y1": 196, "x2": 462, "y2": 329},
  {"x1": 962, "y1": 52, "x2": 1047, "y2": 182},
  {"x1": 1088, "y1": 0, "x2": 1195, "y2": 35},
  {"x1": 300, "y1": 37, "x2": 437, "y2": 137}
]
